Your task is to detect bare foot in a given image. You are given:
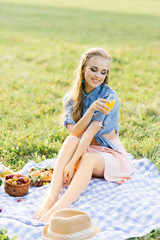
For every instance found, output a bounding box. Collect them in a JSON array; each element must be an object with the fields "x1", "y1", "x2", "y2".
[
  {"x1": 33, "y1": 195, "x2": 57, "y2": 219},
  {"x1": 39, "y1": 200, "x2": 66, "y2": 222}
]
